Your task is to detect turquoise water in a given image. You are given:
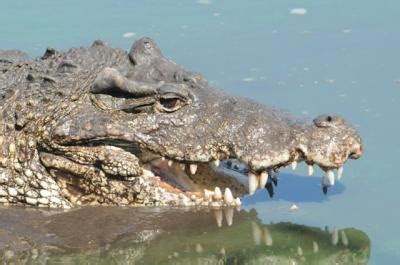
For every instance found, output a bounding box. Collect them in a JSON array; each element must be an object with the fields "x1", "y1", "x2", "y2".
[{"x1": 1, "y1": 0, "x2": 399, "y2": 263}]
